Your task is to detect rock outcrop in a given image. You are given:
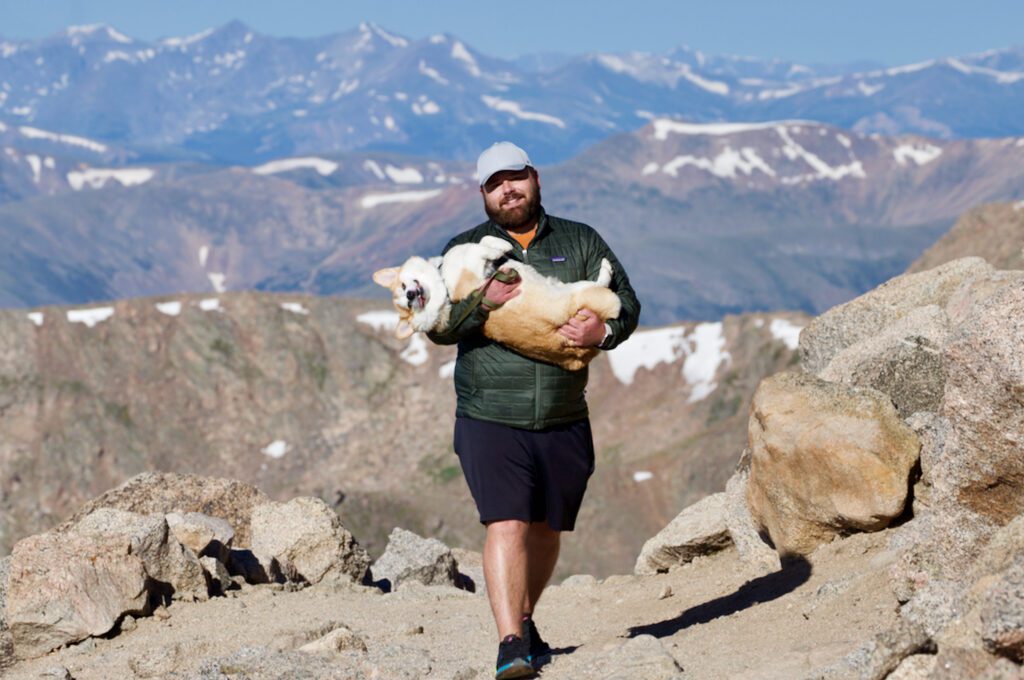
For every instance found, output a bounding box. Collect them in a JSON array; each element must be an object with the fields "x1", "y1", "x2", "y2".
[
  {"x1": 634, "y1": 493, "x2": 732, "y2": 575},
  {"x1": 746, "y1": 370, "x2": 920, "y2": 556},
  {"x1": 250, "y1": 497, "x2": 370, "y2": 586},
  {"x1": 371, "y1": 528, "x2": 460, "y2": 591}
]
